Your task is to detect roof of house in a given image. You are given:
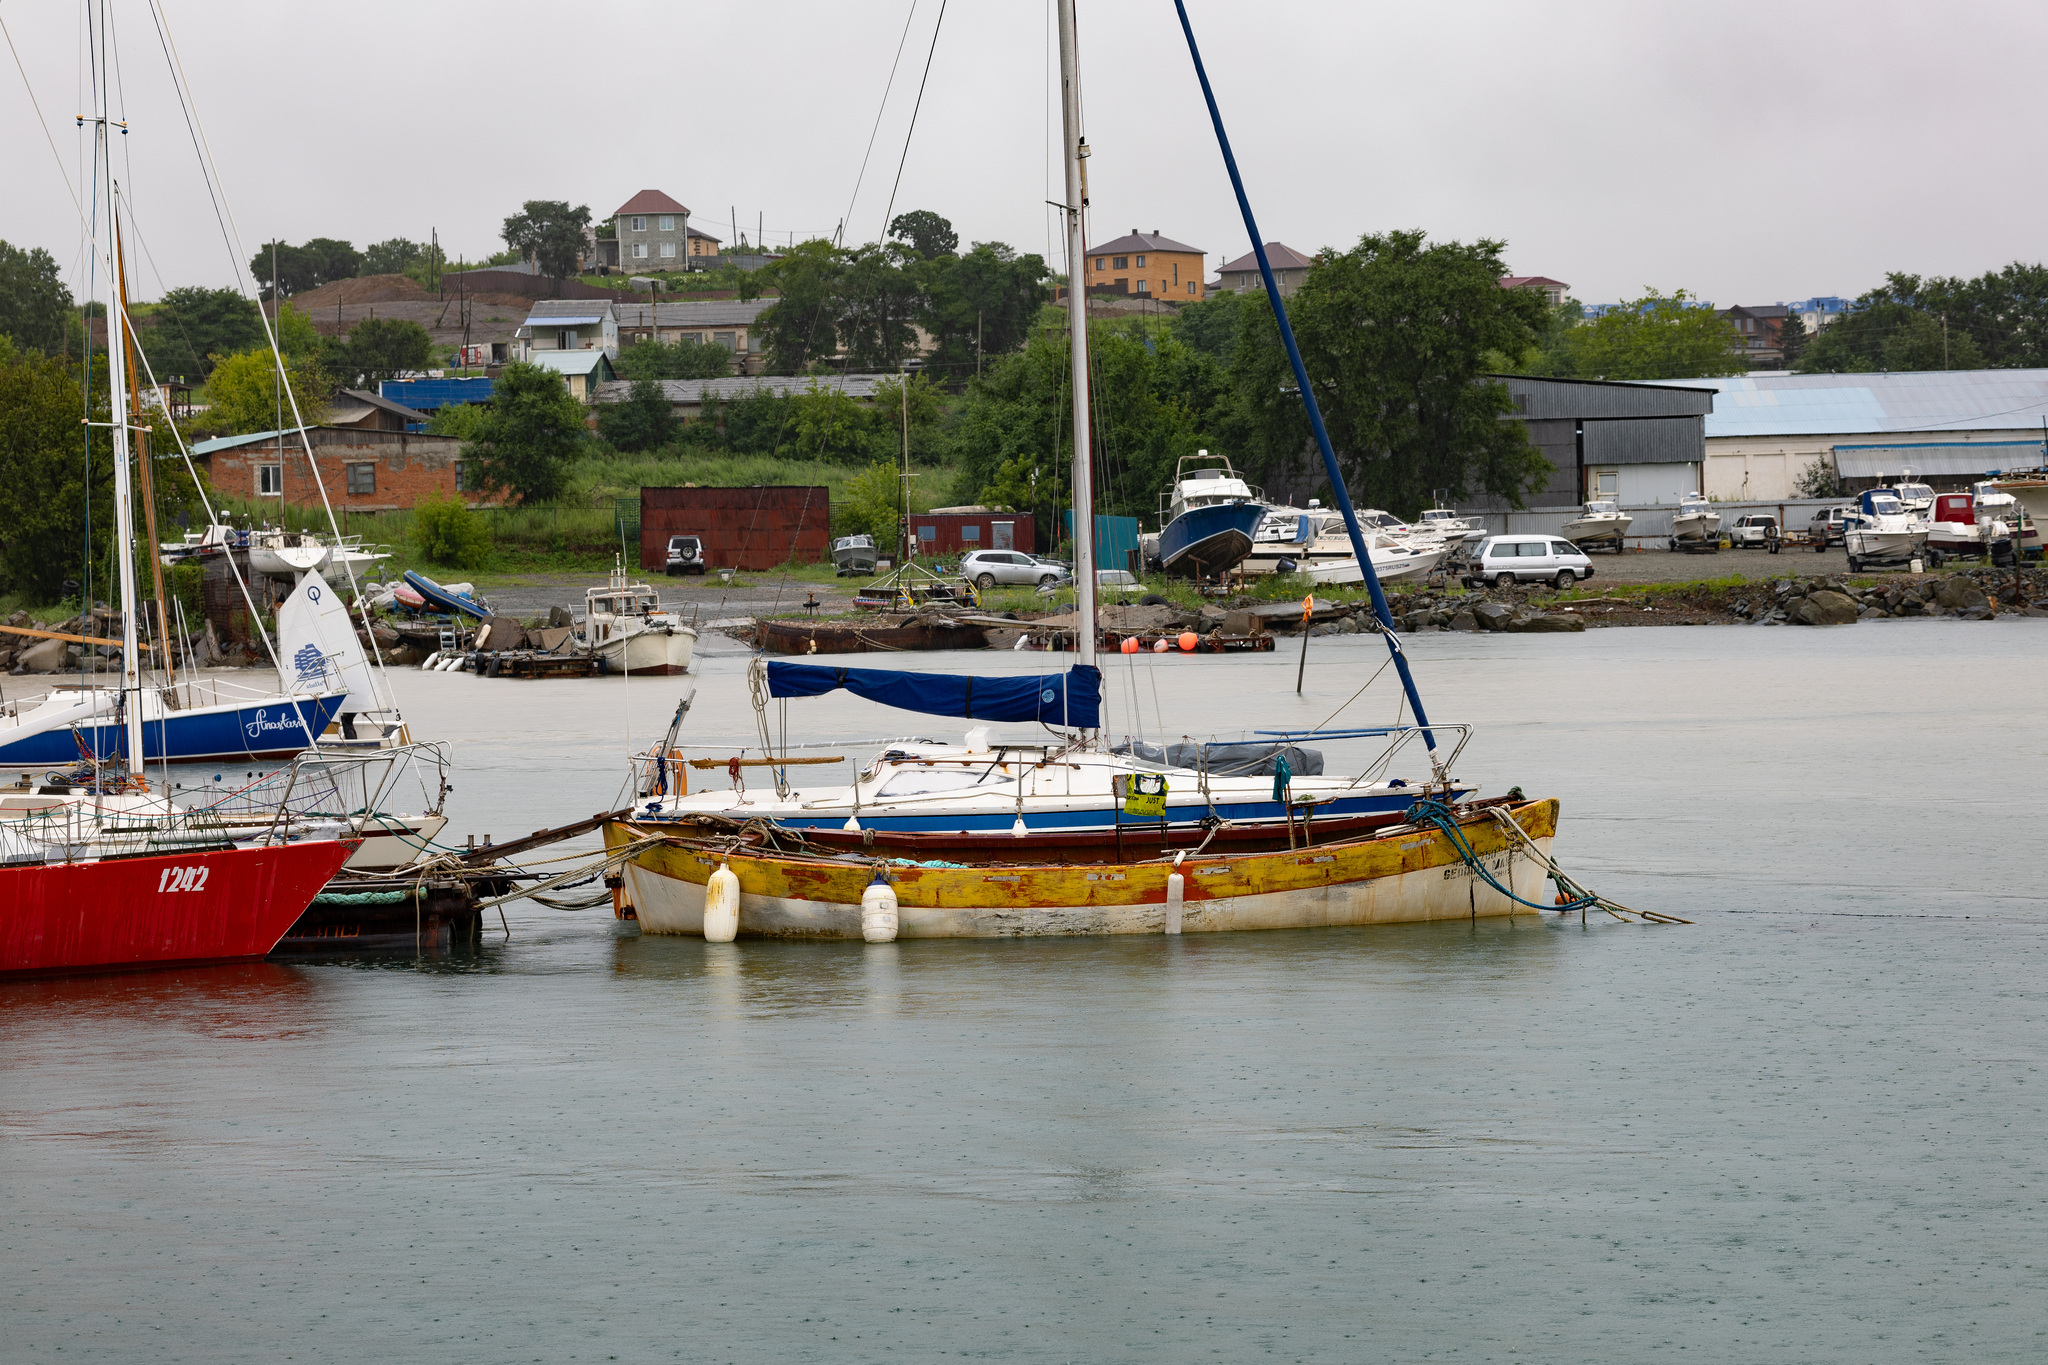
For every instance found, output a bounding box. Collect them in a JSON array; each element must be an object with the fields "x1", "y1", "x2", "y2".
[
  {"x1": 1721, "y1": 304, "x2": 1790, "y2": 320},
  {"x1": 1086, "y1": 230, "x2": 1203, "y2": 257},
  {"x1": 523, "y1": 298, "x2": 617, "y2": 325},
  {"x1": 613, "y1": 299, "x2": 778, "y2": 328},
  {"x1": 1500, "y1": 275, "x2": 1570, "y2": 291},
  {"x1": 190, "y1": 427, "x2": 307, "y2": 456},
  {"x1": 593, "y1": 375, "x2": 891, "y2": 405},
  {"x1": 1216, "y1": 243, "x2": 1314, "y2": 275},
  {"x1": 687, "y1": 226, "x2": 720, "y2": 242},
  {"x1": 1638, "y1": 369, "x2": 2048, "y2": 439},
  {"x1": 530, "y1": 350, "x2": 616, "y2": 378},
  {"x1": 615, "y1": 189, "x2": 691, "y2": 218},
  {"x1": 332, "y1": 388, "x2": 428, "y2": 423}
]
